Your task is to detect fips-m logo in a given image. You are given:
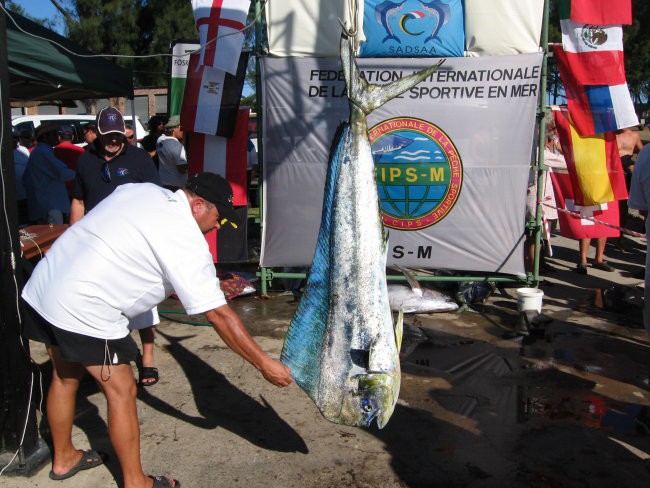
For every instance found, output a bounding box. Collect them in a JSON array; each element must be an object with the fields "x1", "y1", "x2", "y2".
[
  {"x1": 369, "y1": 117, "x2": 462, "y2": 231},
  {"x1": 581, "y1": 25, "x2": 608, "y2": 49}
]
